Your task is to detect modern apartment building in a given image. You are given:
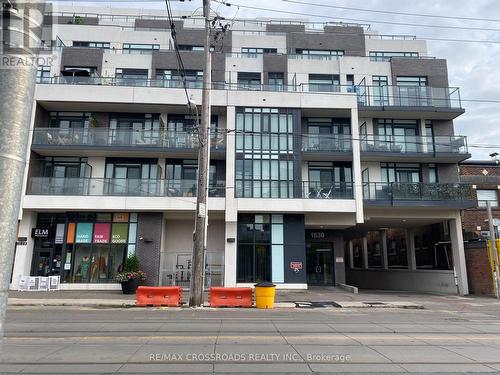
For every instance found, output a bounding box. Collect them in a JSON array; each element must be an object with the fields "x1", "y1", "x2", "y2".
[{"x1": 11, "y1": 5, "x2": 474, "y2": 295}]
